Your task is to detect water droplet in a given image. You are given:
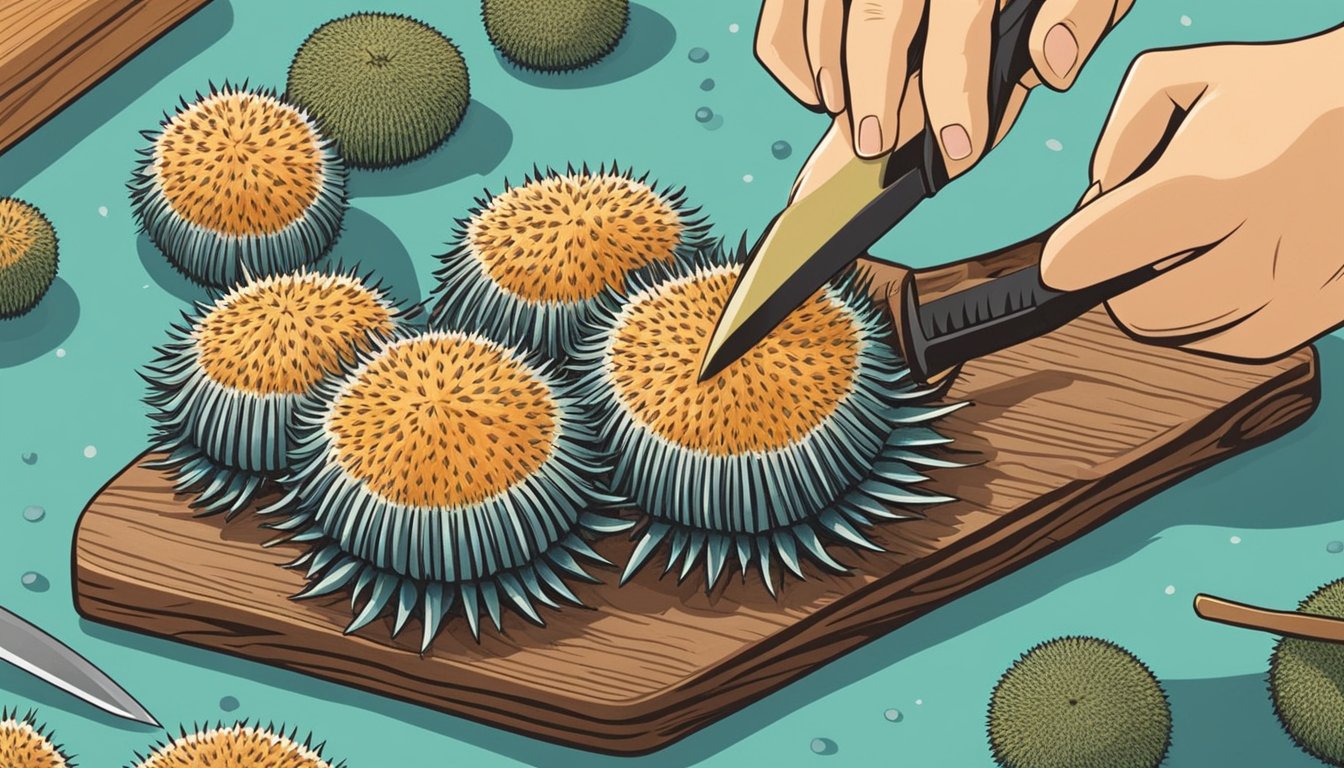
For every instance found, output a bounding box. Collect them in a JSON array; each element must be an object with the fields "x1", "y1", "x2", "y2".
[
  {"x1": 1180, "y1": 15, "x2": 1192, "y2": 26},
  {"x1": 20, "y1": 452, "x2": 37, "y2": 465},
  {"x1": 772, "y1": 140, "x2": 793, "y2": 159},
  {"x1": 700, "y1": 78, "x2": 716, "y2": 91},
  {"x1": 1045, "y1": 138, "x2": 1063, "y2": 152},
  {"x1": 915, "y1": 698, "x2": 923, "y2": 705},
  {"x1": 729, "y1": 23, "x2": 740, "y2": 33},
  {"x1": 1230, "y1": 535, "x2": 1241, "y2": 544},
  {"x1": 55, "y1": 348, "x2": 65, "y2": 358},
  {"x1": 21, "y1": 572, "x2": 49, "y2": 592},
  {"x1": 742, "y1": 174, "x2": 754, "y2": 183},
  {"x1": 695, "y1": 107, "x2": 714, "y2": 123},
  {"x1": 83, "y1": 445, "x2": 97, "y2": 459},
  {"x1": 884, "y1": 708, "x2": 902, "y2": 722},
  {"x1": 98, "y1": 206, "x2": 108, "y2": 217},
  {"x1": 688, "y1": 47, "x2": 709, "y2": 63},
  {"x1": 23, "y1": 506, "x2": 45, "y2": 523},
  {"x1": 810, "y1": 737, "x2": 837, "y2": 755},
  {"x1": 219, "y1": 696, "x2": 239, "y2": 712},
  {"x1": 1164, "y1": 585, "x2": 1176, "y2": 595},
  {"x1": 1328, "y1": 541, "x2": 1343, "y2": 554}
]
